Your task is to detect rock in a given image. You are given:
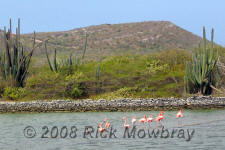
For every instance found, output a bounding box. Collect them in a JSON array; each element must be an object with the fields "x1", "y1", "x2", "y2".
[{"x1": 0, "y1": 96, "x2": 224, "y2": 113}]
